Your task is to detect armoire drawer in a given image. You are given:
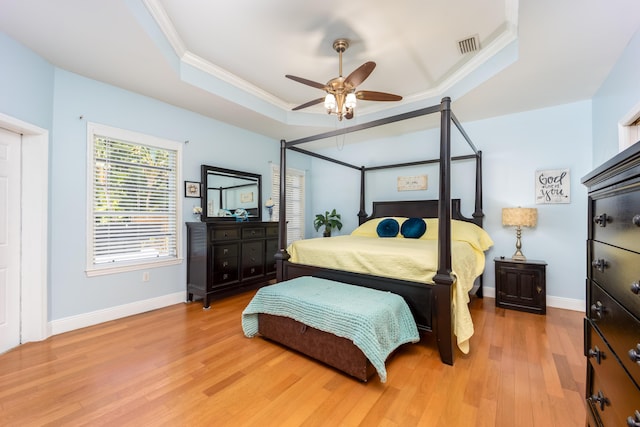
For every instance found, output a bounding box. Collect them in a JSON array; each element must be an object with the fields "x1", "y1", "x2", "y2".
[
  {"x1": 589, "y1": 281, "x2": 640, "y2": 388},
  {"x1": 592, "y1": 190, "x2": 640, "y2": 253},
  {"x1": 586, "y1": 348, "x2": 640, "y2": 427},
  {"x1": 590, "y1": 241, "x2": 640, "y2": 318}
]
